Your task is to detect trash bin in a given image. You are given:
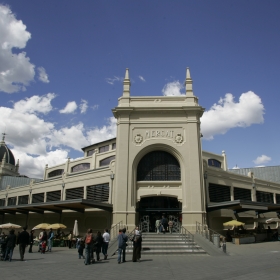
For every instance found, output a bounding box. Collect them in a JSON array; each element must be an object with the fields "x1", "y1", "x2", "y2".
[{"x1": 212, "y1": 234, "x2": 220, "y2": 248}]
